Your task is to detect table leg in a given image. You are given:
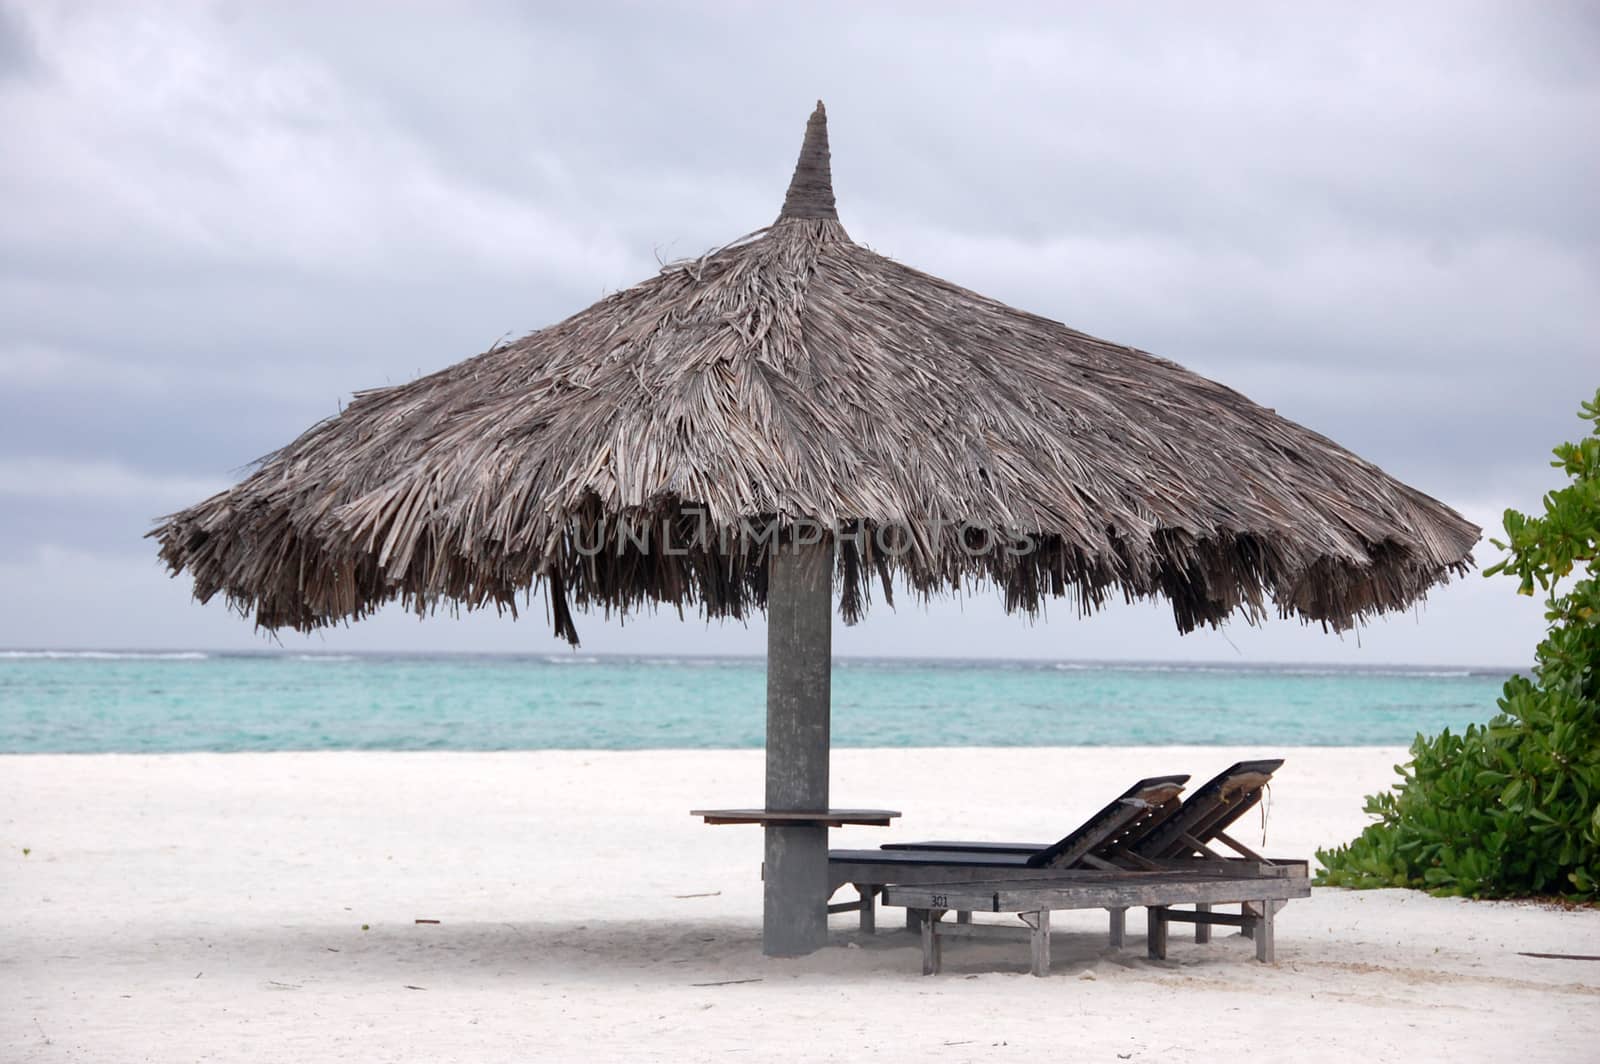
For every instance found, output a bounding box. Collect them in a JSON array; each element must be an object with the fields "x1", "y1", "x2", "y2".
[{"x1": 1108, "y1": 907, "x2": 1126, "y2": 949}]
